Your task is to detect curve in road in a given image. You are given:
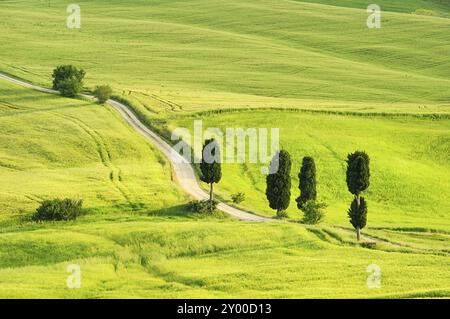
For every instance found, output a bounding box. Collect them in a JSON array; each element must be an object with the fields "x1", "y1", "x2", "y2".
[{"x1": 0, "y1": 72, "x2": 271, "y2": 222}]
